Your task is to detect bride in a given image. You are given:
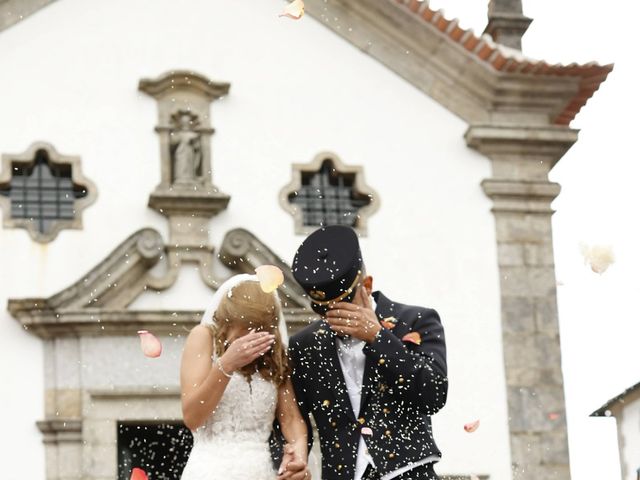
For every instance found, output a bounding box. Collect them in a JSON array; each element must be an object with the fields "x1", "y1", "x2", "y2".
[{"x1": 179, "y1": 273, "x2": 311, "y2": 480}]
